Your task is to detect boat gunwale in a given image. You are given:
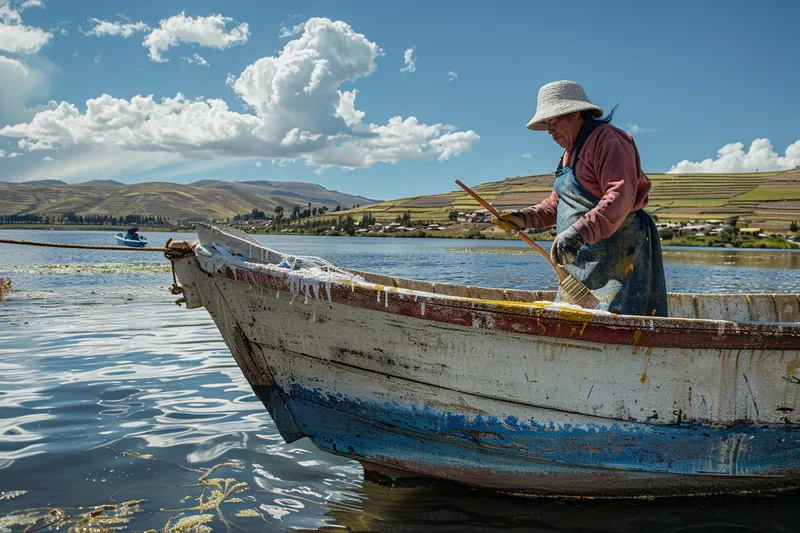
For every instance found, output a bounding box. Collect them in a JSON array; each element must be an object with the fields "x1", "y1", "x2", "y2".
[{"x1": 188, "y1": 242, "x2": 800, "y2": 351}]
